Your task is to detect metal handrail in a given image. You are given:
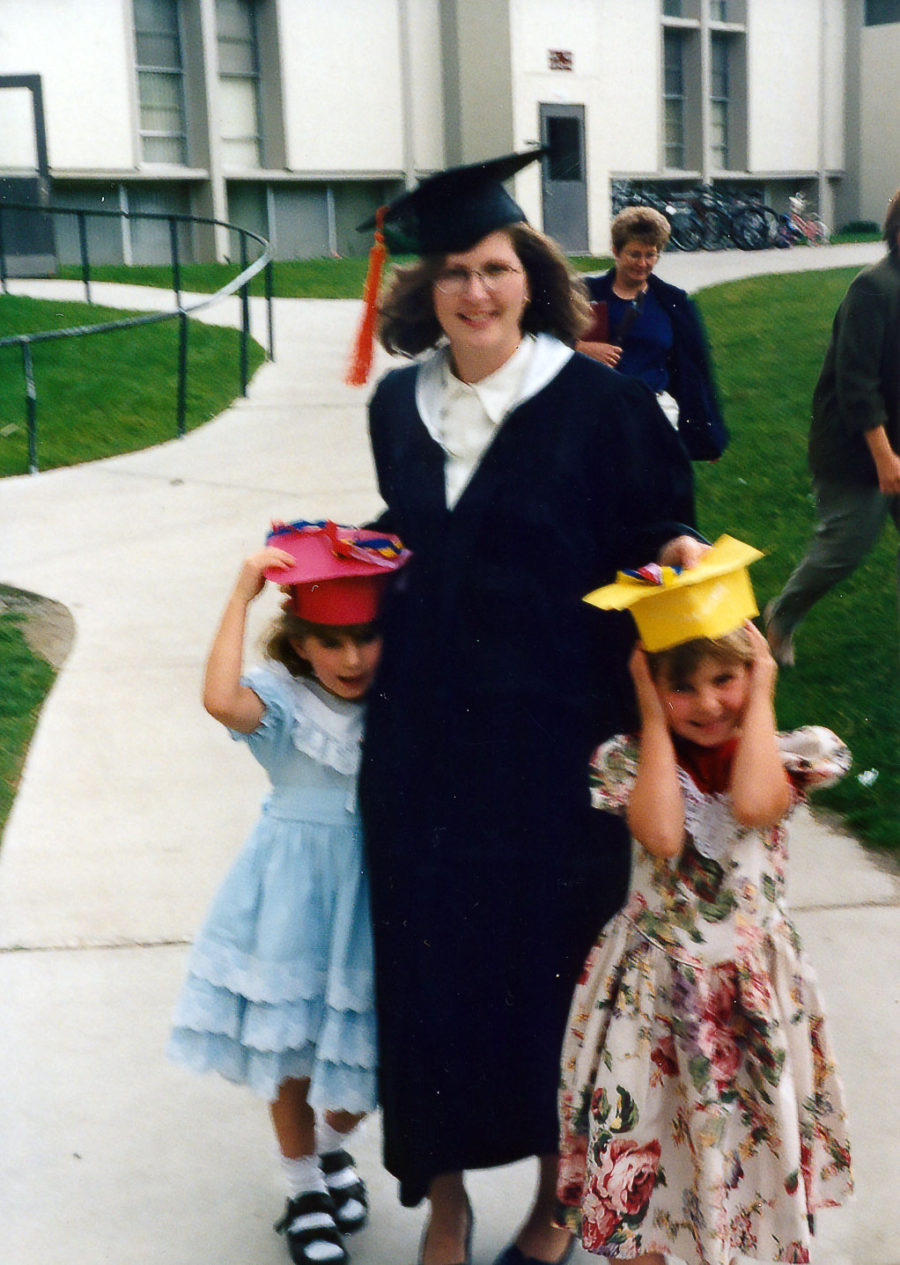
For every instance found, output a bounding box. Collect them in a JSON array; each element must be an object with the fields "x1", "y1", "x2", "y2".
[{"x1": 0, "y1": 200, "x2": 275, "y2": 473}]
